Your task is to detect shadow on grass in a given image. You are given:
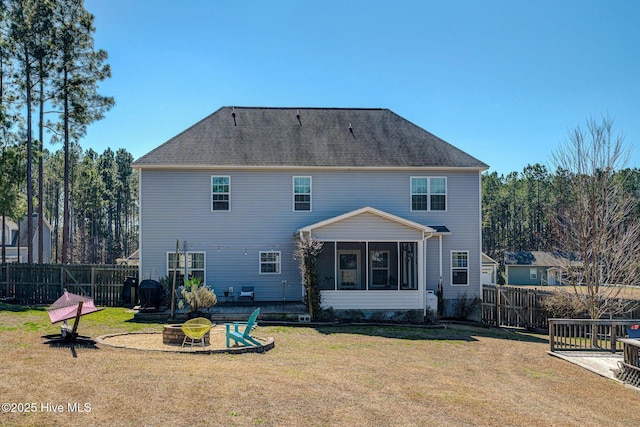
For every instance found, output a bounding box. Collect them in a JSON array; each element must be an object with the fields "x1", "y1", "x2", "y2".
[
  {"x1": 0, "y1": 302, "x2": 47, "y2": 312},
  {"x1": 312, "y1": 322, "x2": 549, "y2": 344},
  {"x1": 42, "y1": 334, "x2": 99, "y2": 358}
]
